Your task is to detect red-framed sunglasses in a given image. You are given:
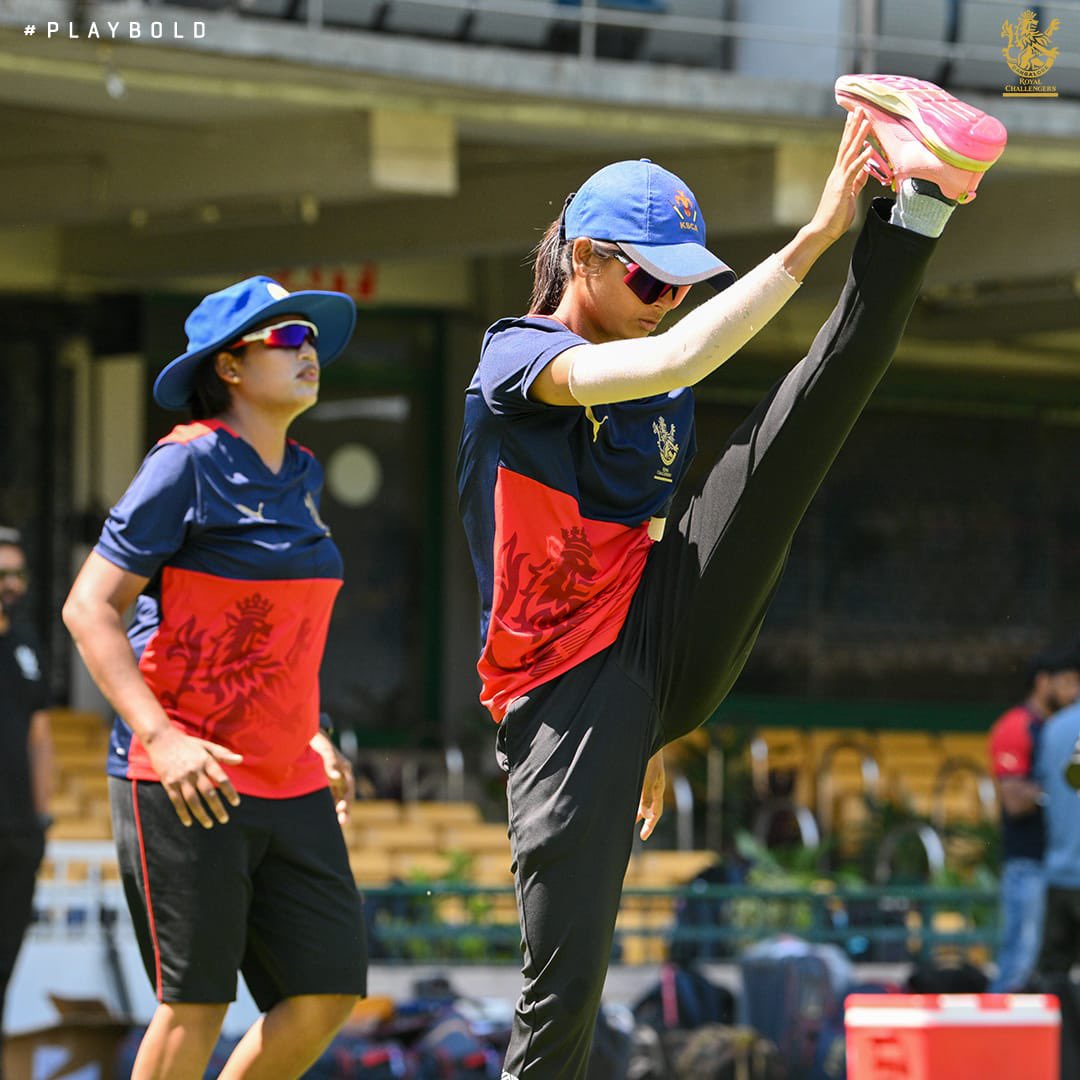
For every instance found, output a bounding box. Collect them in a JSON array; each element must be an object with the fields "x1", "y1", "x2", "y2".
[
  {"x1": 609, "y1": 250, "x2": 690, "y2": 306},
  {"x1": 230, "y1": 319, "x2": 318, "y2": 351}
]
